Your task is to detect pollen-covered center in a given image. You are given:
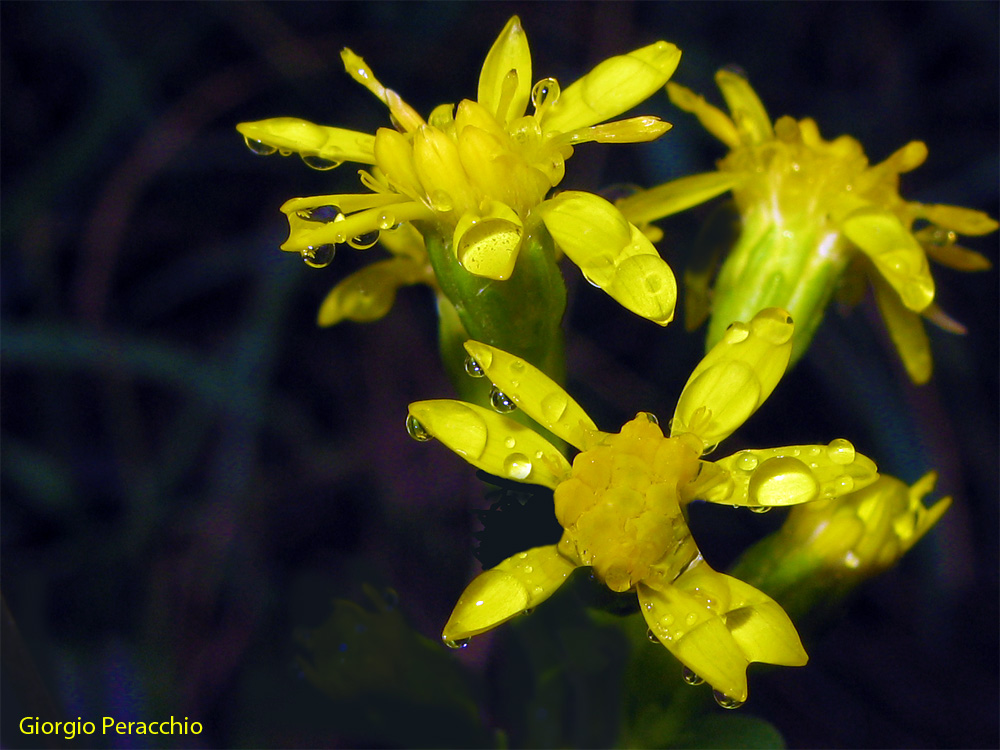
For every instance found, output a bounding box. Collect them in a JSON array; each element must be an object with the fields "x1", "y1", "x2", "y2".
[{"x1": 554, "y1": 414, "x2": 702, "y2": 592}]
